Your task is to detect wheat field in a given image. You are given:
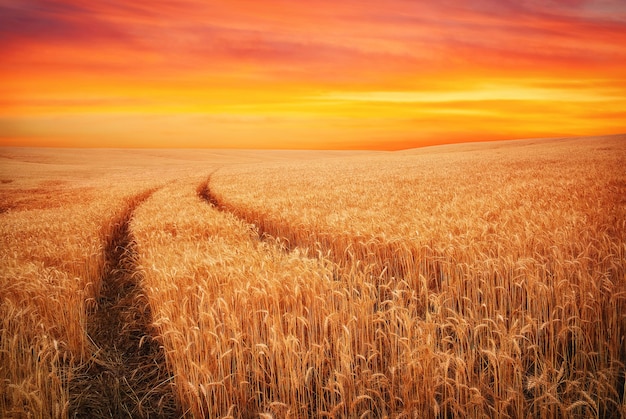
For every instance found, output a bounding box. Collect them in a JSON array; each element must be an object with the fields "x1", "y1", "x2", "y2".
[{"x1": 1, "y1": 136, "x2": 624, "y2": 418}]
